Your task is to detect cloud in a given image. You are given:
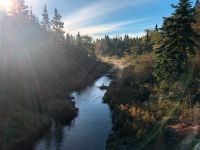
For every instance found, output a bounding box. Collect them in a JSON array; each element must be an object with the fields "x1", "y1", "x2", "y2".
[
  {"x1": 66, "y1": 18, "x2": 150, "y2": 39},
  {"x1": 63, "y1": 0, "x2": 150, "y2": 30}
]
